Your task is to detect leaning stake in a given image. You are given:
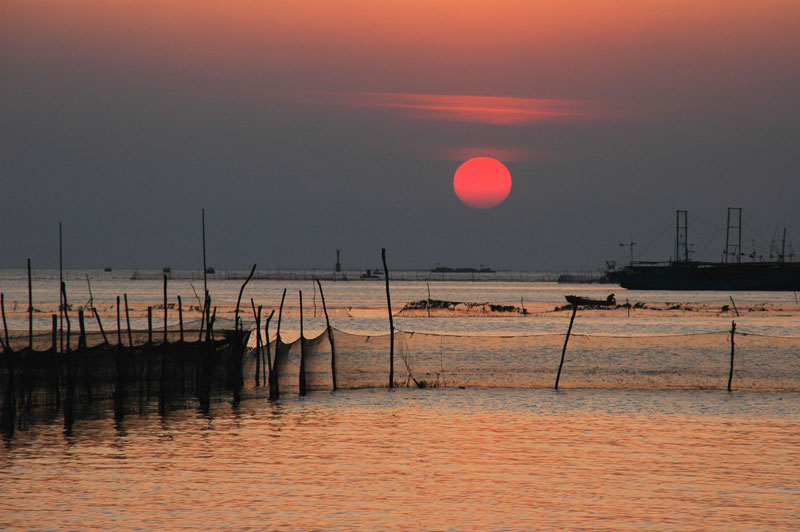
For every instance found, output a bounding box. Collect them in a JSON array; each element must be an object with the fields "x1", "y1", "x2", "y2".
[
  {"x1": 234, "y1": 263, "x2": 257, "y2": 332},
  {"x1": 382, "y1": 248, "x2": 394, "y2": 388},
  {"x1": 555, "y1": 304, "x2": 578, "y2": 391},
  {"x1": 316, "y1": 279, "x2": 337, "y2": 391},
  {"x1": 728, "y1": 321, "x2": 736, "y2": 392}
]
